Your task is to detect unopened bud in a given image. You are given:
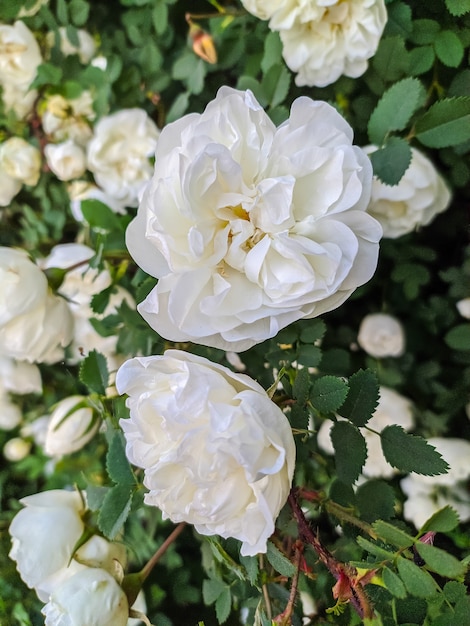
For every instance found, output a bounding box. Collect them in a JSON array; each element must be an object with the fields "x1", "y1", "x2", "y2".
[{"x1": 188, "y1": 21, "x2": 217, "y2": 64}]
